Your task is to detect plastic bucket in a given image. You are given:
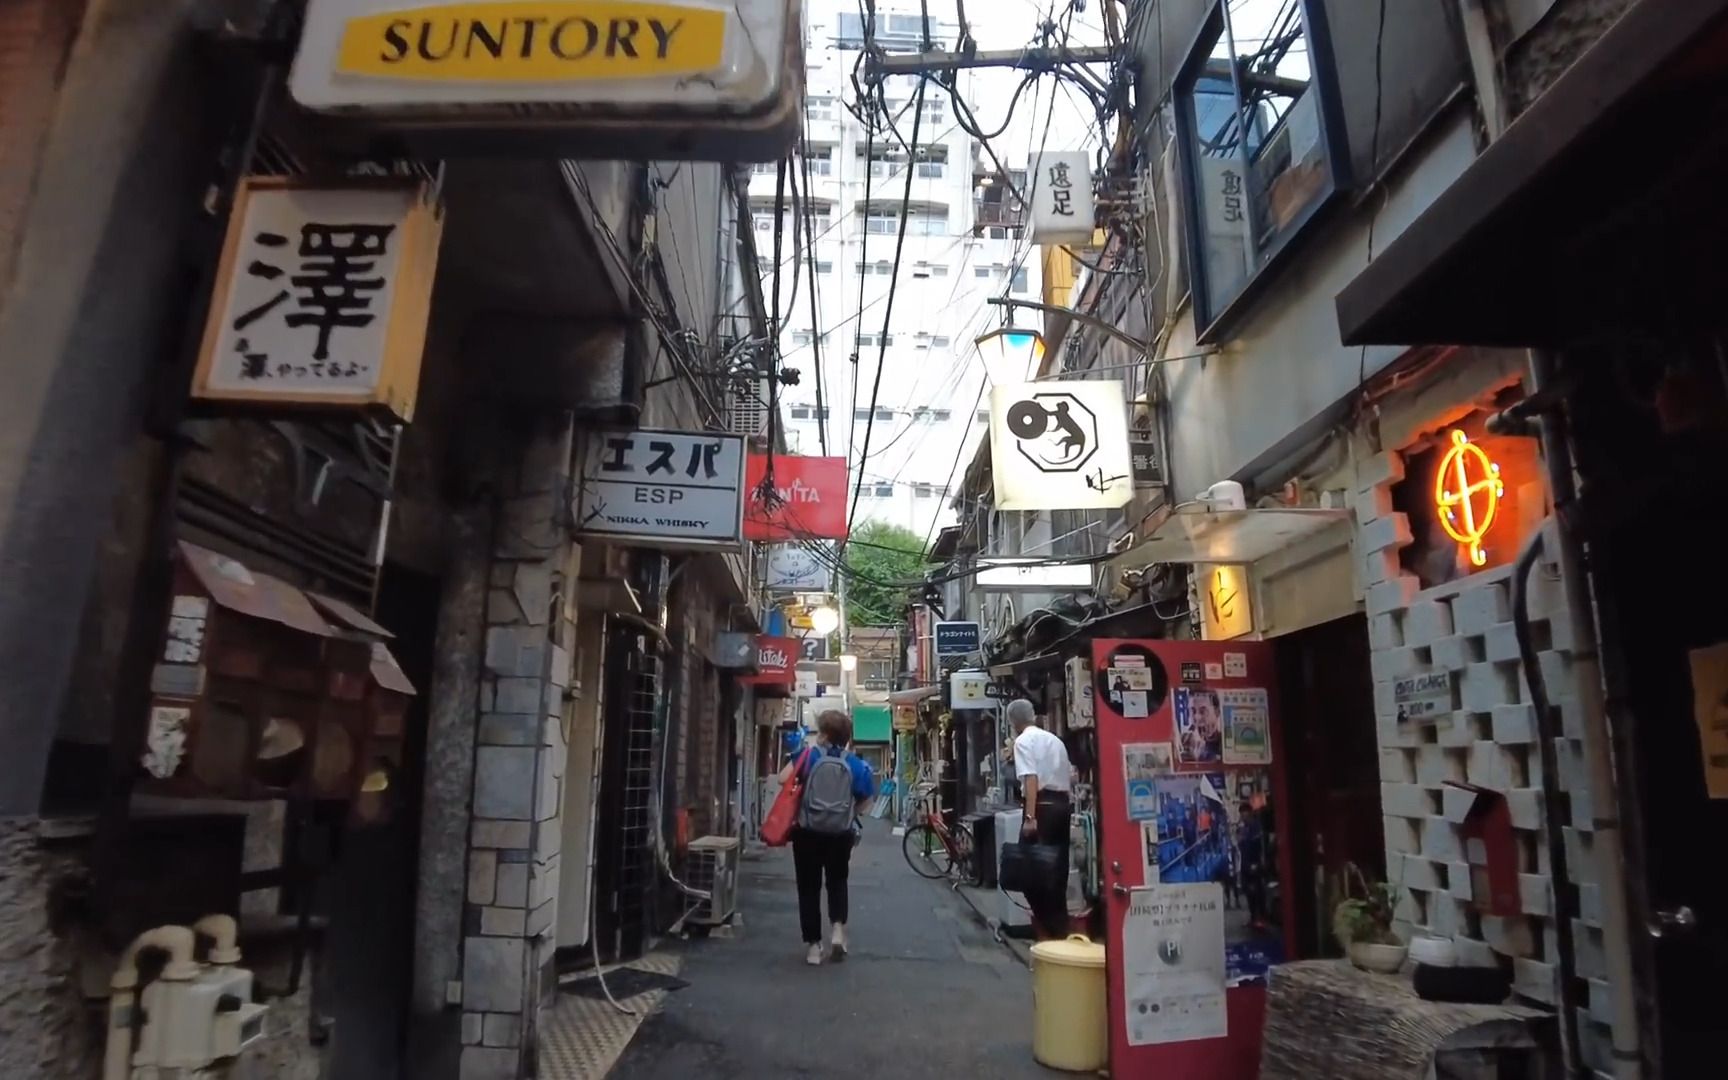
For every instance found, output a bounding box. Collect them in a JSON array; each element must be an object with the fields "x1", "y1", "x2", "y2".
[{"x1": 1028, "y1": 934, "x2": 1108, "y2": 1072}]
